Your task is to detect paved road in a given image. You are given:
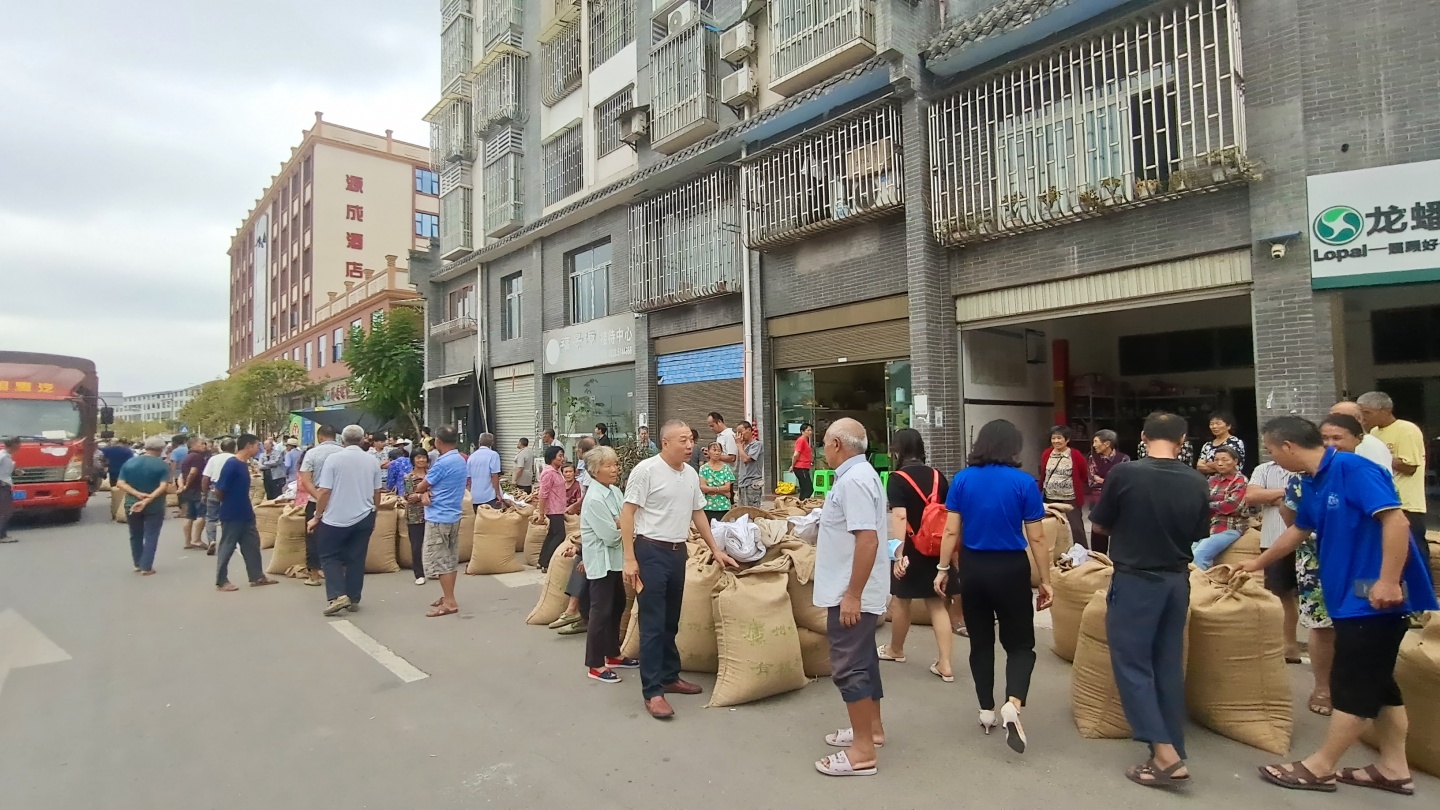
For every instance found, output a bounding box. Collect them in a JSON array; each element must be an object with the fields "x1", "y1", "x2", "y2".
[{"x1": 0, "y1": 496, "x2": 1431, "y2": 809}]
